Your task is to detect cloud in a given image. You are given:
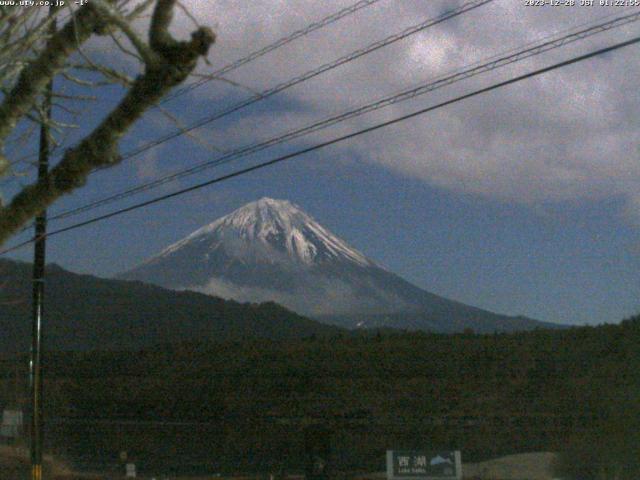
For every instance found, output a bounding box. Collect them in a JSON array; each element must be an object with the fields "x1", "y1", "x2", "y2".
[
  {"x1": 133, "y1": 0, "x2": 640, "y2": 222},
  {"x1": 189, "y1": 273, "x2": 413, "y2": 317},
  {"x1": 135, "y1": 150, "x2": 160, "y2": 182},
  {"x1": 189, "y1": 275, "x2": 360, "y2": 316}
]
